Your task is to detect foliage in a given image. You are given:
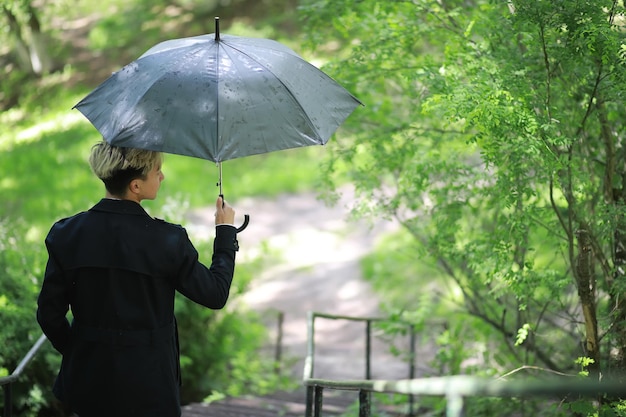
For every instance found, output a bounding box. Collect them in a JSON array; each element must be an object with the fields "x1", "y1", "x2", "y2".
[
  {"x1": 0, "y1": 0, "x2": 299, "y2": 111},
  {"x1": 301, "y1": 0, "x2": 626, "y2": 414},
  {"x1": 0, "y1": 218, "x2": 61, "y2": 417}
]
